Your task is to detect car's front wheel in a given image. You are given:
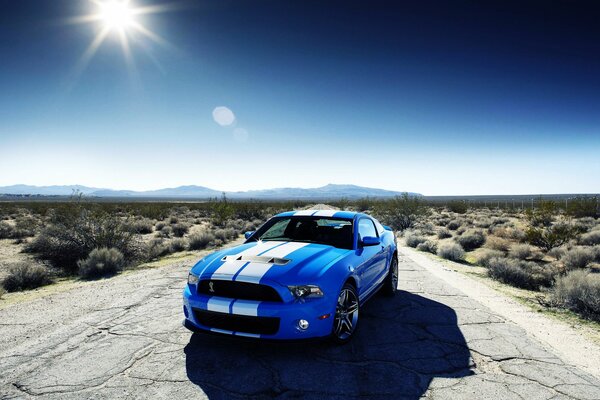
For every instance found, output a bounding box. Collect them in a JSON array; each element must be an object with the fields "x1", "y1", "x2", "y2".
[
  {"x1": 331, "y1": 283, "x2": 359, "y2": 344},
  {"x1": 381, "y1": 255, "x2": 398, "y2": 296}
]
